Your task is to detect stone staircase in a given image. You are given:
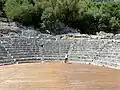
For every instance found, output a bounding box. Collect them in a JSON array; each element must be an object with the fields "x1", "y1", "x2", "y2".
[
  {"x1": 0, "y1": 35, "x2": 120, "y2": 69},
  {"x1": 0, "y1": 41, "x2": 14, "y2": 65},
  {"x1": 68, "y1": 39, "x2": 109, "y2": 64},
  {"x1": 68, "y1": 38, "x2": 120, "y2": 68},
  {"x1": 0, "y1": 37, "x2": 43, "y2": 63},
  {"x1": 43, "y1": 40, "x2": 72, "y2": 61},
  {"x1": 0, "y1": 36, "x2": 72, "y2": 64},
  {"x1": 94, "y1": 41, "x2": 120, "y2": 68}
]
